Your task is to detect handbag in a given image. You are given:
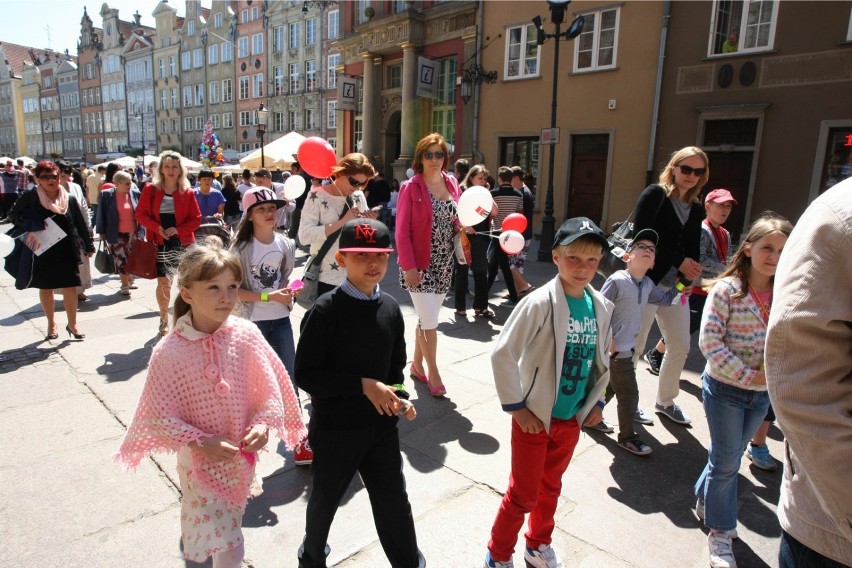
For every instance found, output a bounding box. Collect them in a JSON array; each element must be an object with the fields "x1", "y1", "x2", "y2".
[
  {"x1": 295, "y1": 208, "x2": 349, "y2": 310},
  {"x1": 125, "y1": 235, "x2": 158, "y2": 279},
  {"x1": 94, "y1": 240, "x2": 116, "y2": 274},
  {"x1": 453, "y1": 231, "x2": 472, "y2": 265},
  {"x1": 597, "y1": 189, "x2": 667, "y2": 278}
]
